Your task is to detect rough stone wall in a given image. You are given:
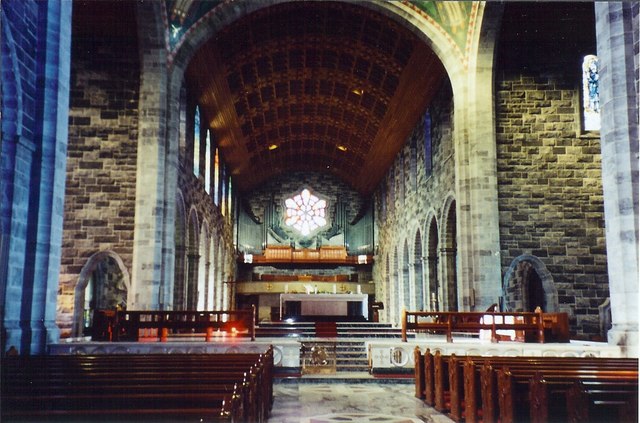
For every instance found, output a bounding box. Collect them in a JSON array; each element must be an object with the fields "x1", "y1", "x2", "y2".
[
  {"x1": 373, "y1": 81, "x2": 455, "y2": 321},
  {"x1": 57, "y1": 36, "x2": 139, "y2": 336},
  {"x1": 246, "y1": 171, "x2": 365, "y2": 226},
  {"x1": 496, "y1": 5, "x2": 607, "y2": 339}
]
